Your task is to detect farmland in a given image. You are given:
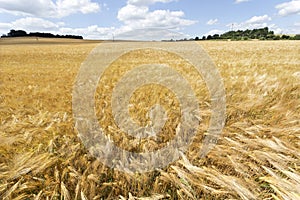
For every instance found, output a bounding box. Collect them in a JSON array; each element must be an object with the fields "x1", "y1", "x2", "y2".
[{"x1": 0, "y1": 38, "x2": 299, "y2": 199}]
